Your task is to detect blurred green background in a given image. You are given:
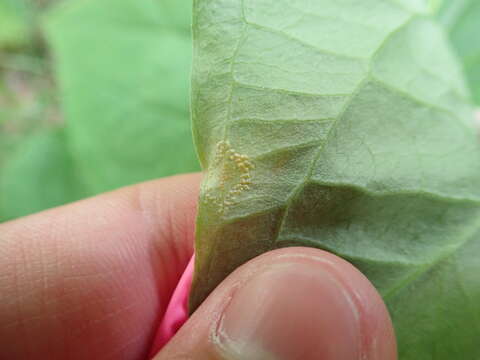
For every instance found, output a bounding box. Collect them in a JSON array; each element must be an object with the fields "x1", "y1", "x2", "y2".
[
  {"x1": 0, "y1": 0, "x2": 479, "y2": 222},
  {"x1": 0, "y1": 0, "x2": 199, "y2": 222}
]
